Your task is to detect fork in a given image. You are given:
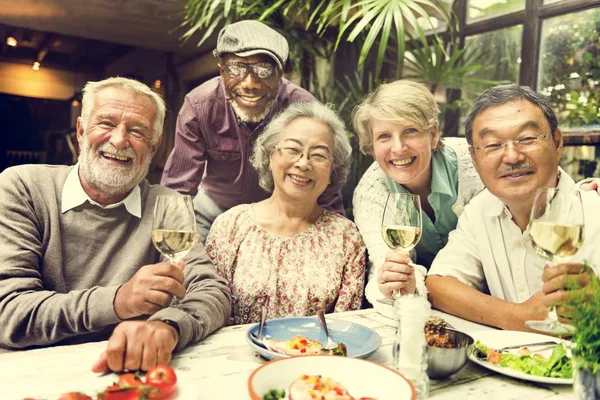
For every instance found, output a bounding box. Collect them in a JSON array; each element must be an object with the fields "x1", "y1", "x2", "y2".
[
  {"x1": 317, "y1": 310, "x2": 338, "y2": 350},
  {"x1": 475, "y1": 340, "x2": 559, "y2": 360},
  {"x1": 249, "y1": 305, "x2": 269, "y2": 349}
]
